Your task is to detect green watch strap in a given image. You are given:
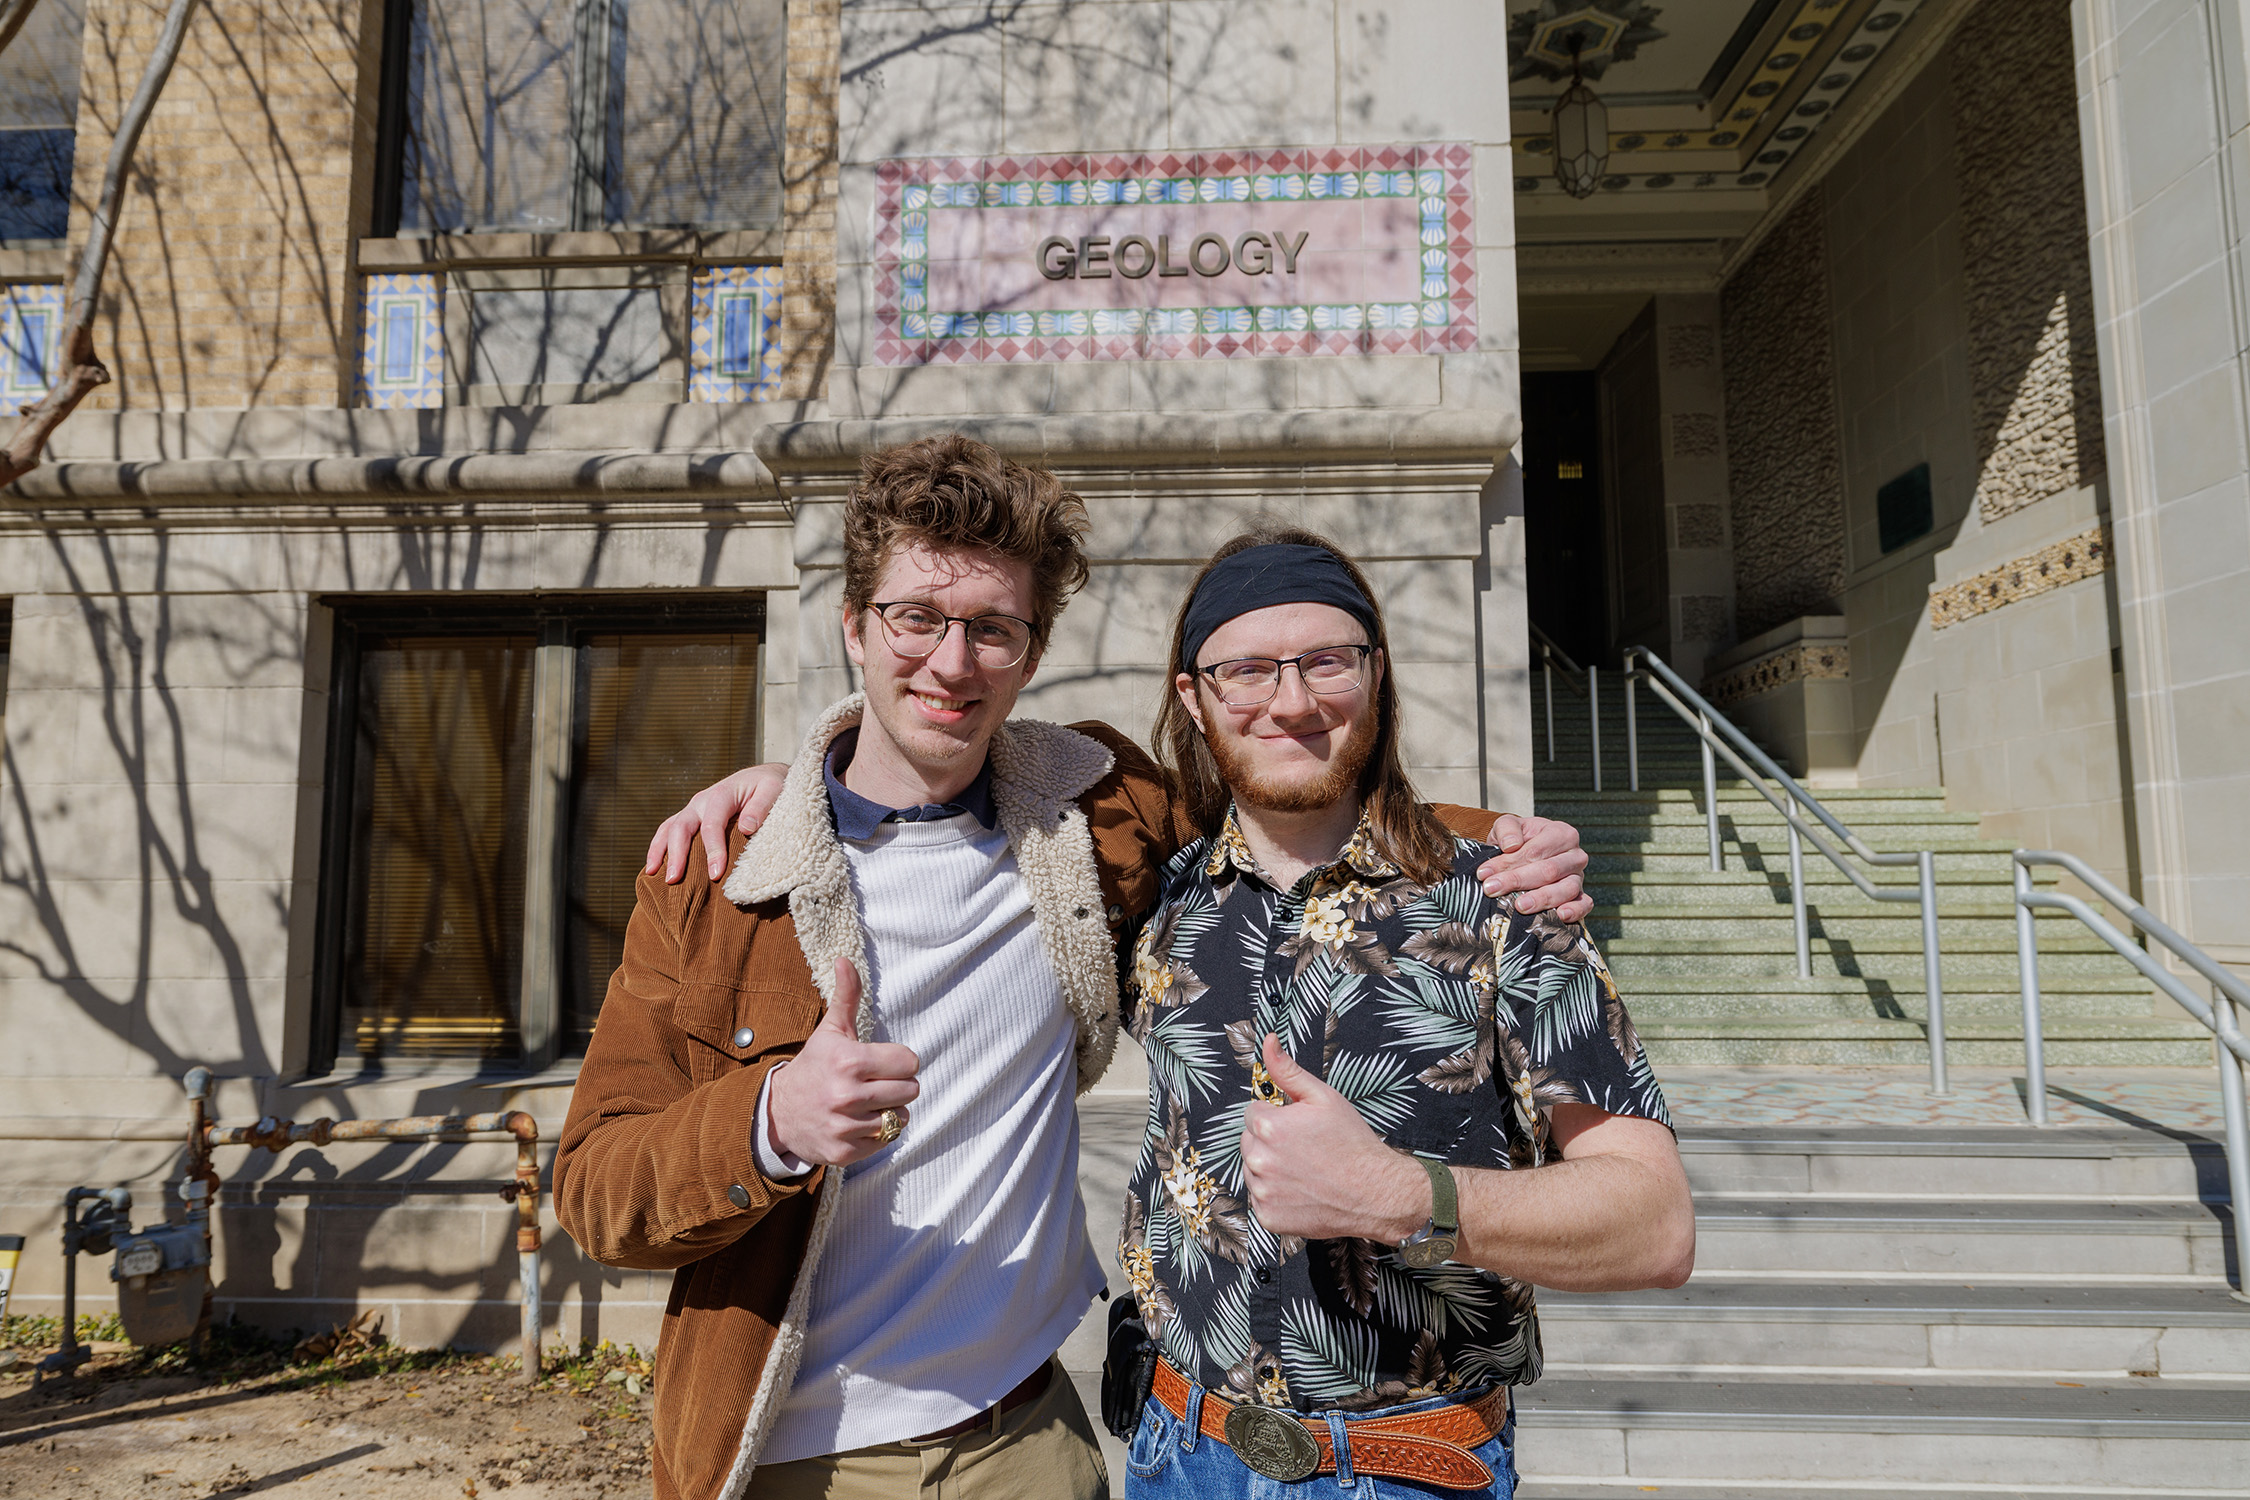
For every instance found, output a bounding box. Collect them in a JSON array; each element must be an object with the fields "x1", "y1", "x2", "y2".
[{"x1": 1416, "y1": 1156, "x2": 1459, "y2": 1234}]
